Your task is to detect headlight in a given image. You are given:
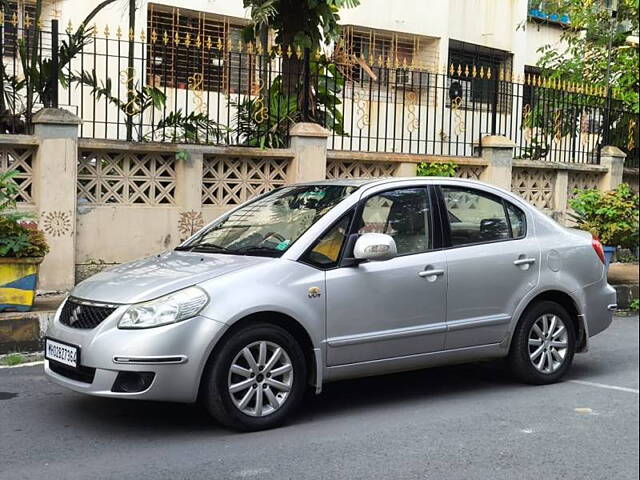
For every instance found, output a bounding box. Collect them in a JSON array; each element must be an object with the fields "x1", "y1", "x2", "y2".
[{"x1": 118, "y1": 287, "x2": 209, "y2": 329}]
